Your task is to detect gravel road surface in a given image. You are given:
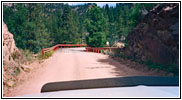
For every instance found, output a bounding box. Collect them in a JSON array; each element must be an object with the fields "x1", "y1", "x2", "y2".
[{"x1": 6, "y1": 47, "x2": 164, "y2": 97}]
